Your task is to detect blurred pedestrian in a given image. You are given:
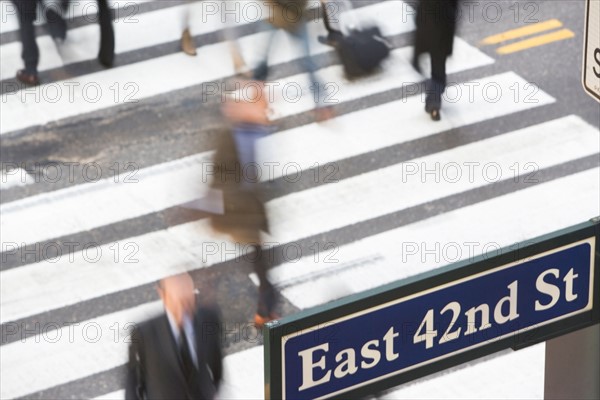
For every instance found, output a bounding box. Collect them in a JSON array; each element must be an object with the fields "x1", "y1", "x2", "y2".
[
  {"x1": 126, "y1": 273, "x2": 223, "y2": 400},
  {"x1": 12, "y1": 0, "x2": 67, "y2": 85},
  {"x1": 412, "y1": 0, "x2": 459, "y2": 121},
  {"x1": 254, "y1": 0, "x2": 333, "y2": 122},
  {"x1": 211, "y1": 79, "x2": 279, "y2": 328}
]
